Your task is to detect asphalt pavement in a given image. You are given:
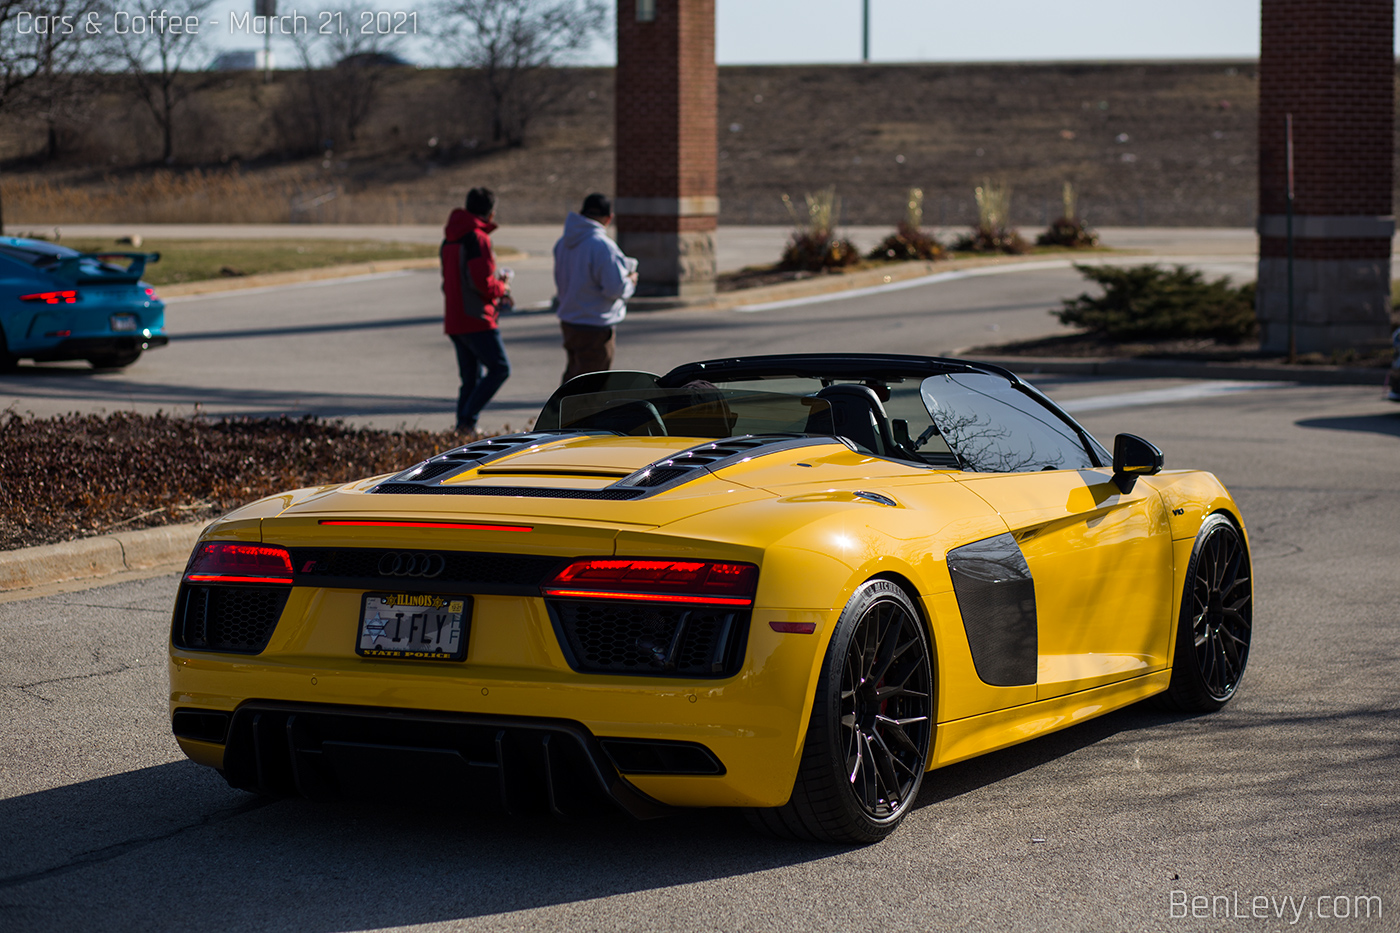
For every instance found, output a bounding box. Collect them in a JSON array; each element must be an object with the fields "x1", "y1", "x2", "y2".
[
  {"x1": 0, "y1": 240, "x2": 1259, "y2": 433},
  {"x1": 2, "y1": 226, "x2": 1397, "y2": 931},
  {"x1": 1, "y1": 378, "x2": 1396, "y2": 932}
]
